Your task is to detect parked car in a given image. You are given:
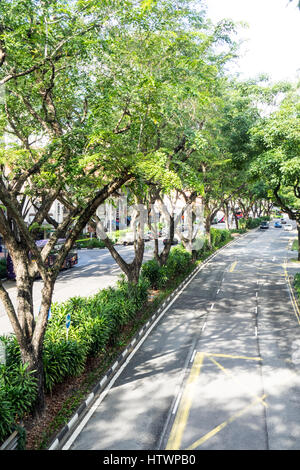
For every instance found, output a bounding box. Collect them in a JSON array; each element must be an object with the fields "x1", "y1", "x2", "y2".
[
  {"x1": 260, "y1": 221, "x2": 269, "y2": 229},
  {"x1": 284, "y1": 224, "x2": 293, "y2": 231},
  {"x1": 281, "y1": 218, "x2": 287, "y2": 224},
  {"x1": 274, "y1": 221, "x2": 282, "y2": 228},
  {"x1": 163, "y1": 237, "x2": 179, "y2": 246}
]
